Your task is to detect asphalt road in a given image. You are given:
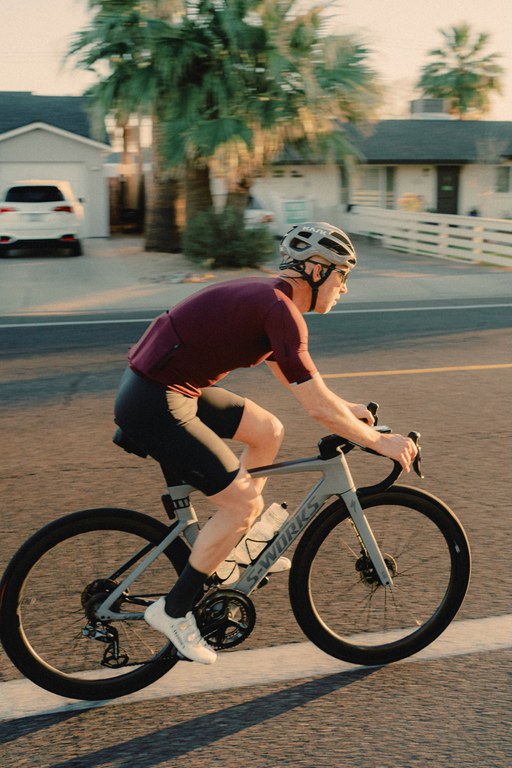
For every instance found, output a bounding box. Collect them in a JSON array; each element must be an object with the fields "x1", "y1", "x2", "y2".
[{"x1": 0, "y1": 246, "x2": 511, "y2": 767}]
